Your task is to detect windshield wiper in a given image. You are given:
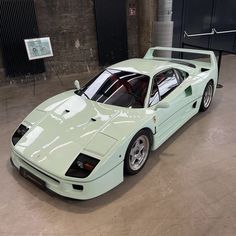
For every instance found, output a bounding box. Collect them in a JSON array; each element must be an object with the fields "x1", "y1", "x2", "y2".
[
  {"x1": 106, "y1": 69, "x2": 114, "y2": 76},
  {"x1": 106, "y1": 69, "x2": 143, "y2": 105},
  {"x1": 76, "y1": 89, "x2": 90, "y2": 99}
]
